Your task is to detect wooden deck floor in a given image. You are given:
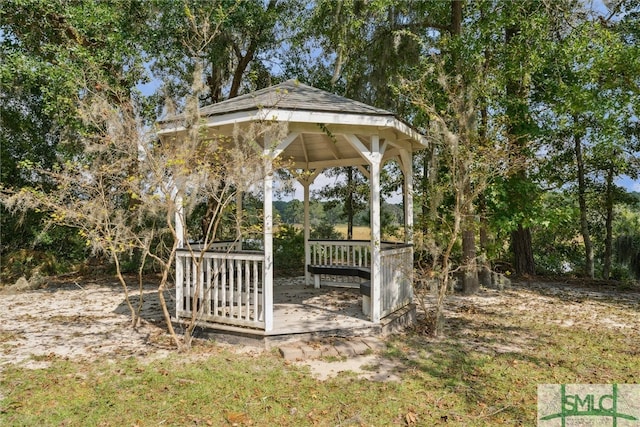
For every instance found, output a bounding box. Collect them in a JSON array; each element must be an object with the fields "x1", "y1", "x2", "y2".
[
  {"x1": 271, "y1": 278, "x2": 372, "y2": 336},
  {"x1": 183, "y1": 276, "x2": 414, "y2": 342}
]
